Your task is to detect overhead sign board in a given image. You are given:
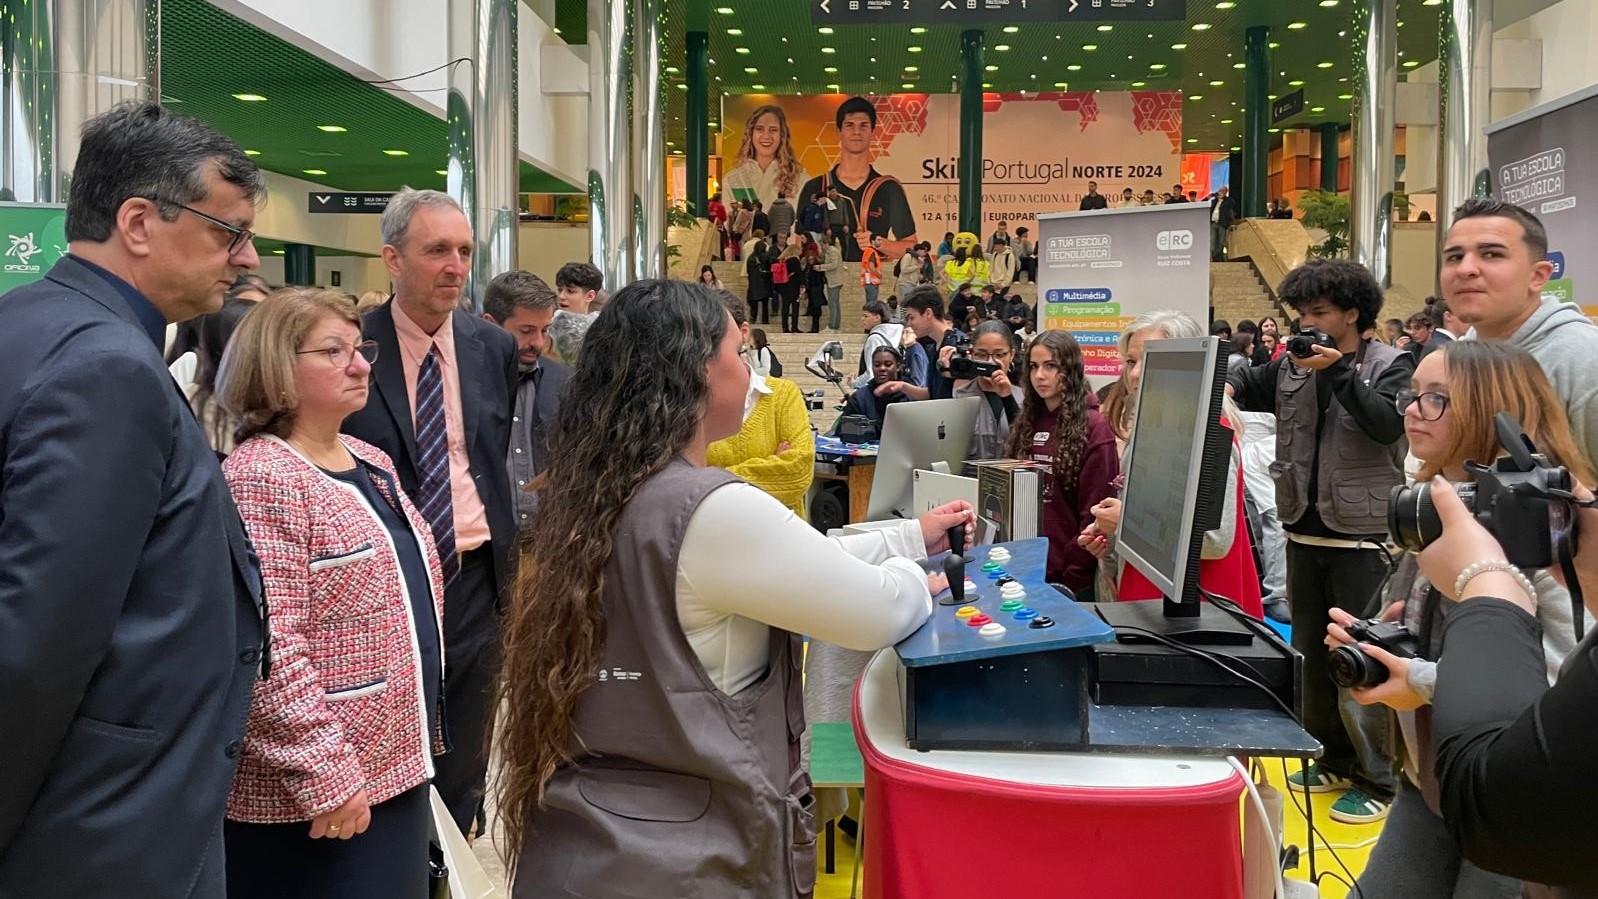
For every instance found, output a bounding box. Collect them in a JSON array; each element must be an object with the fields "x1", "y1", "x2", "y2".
[
  {"x1": 1271, "y1": 89, "x2": 1305, "y2": 124},
  {"x1": 308, "y1": 192, "x2": 395, "y2": 214},
  {"x1": 810, "y1": 0, "x2": 1184, "y2": 25}
]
